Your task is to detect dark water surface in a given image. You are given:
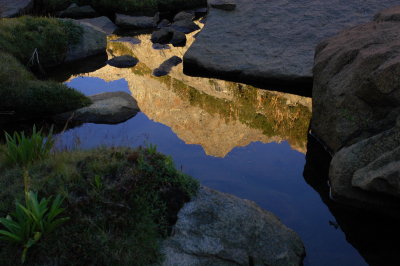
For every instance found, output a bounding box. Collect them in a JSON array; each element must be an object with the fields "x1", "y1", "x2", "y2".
[{"x1": 19, "y1": 30, "x2": 400, "y2": 265}]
